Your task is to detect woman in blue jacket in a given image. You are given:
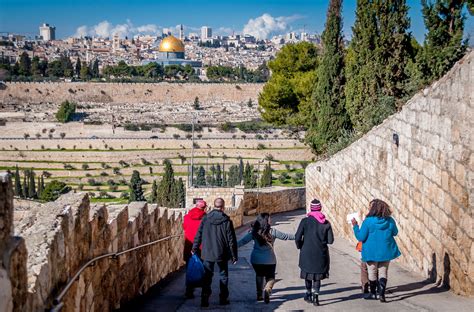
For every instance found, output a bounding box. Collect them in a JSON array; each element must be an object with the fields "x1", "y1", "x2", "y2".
[{"x1": 352, "y1": 199, "x2": 401, "y2": 302}]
